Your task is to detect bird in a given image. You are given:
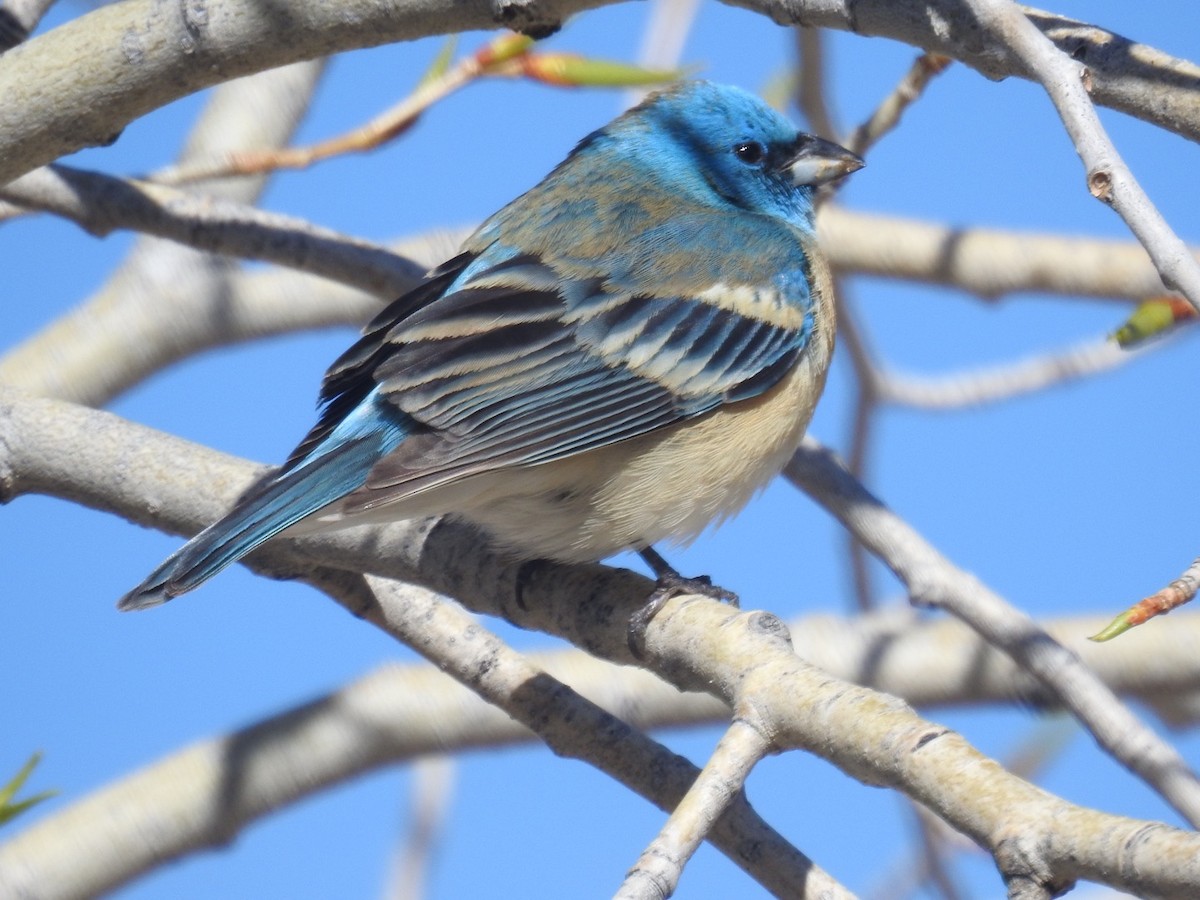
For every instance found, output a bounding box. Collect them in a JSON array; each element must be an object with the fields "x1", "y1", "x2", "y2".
[{"x1": 120, "y1": 80, "x2": 863, "y2": 612}]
